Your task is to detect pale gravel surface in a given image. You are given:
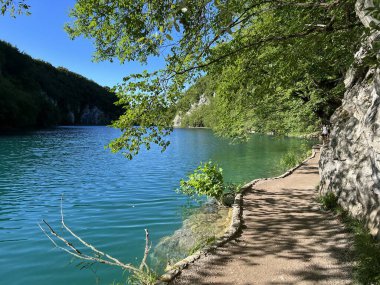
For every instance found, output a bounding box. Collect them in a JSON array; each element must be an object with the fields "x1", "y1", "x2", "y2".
[{"x1": 171, "y1": 149, "x2": 354, "y2": 285}]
